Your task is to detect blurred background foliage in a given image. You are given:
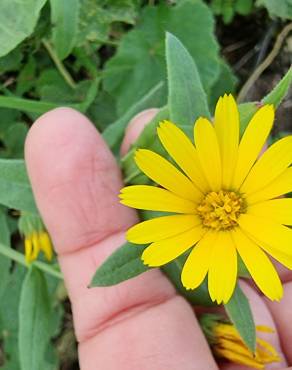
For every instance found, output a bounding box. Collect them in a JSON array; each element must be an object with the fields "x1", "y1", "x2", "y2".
[{"x1": 0, "y1": 0, "x2": 291, "y2": 369}]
